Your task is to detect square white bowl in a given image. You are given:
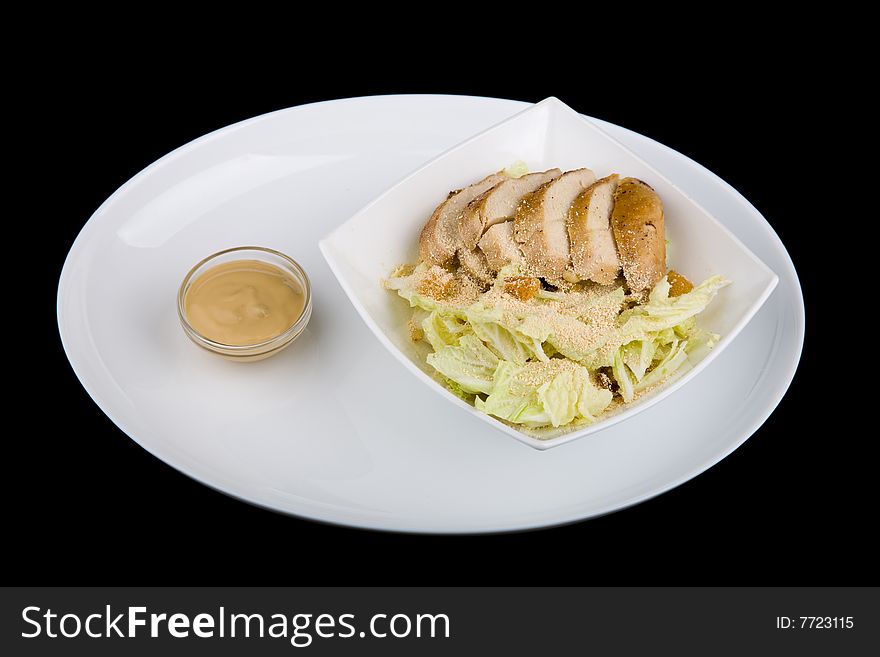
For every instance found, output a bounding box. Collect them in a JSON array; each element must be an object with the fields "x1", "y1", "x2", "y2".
[{"x1": 319, "y1": 97, "x2": 778, "y2": 450}]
